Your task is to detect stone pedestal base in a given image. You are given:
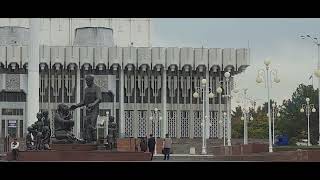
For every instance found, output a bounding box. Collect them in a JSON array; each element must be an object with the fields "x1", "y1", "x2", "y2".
[
  {"x1": 51, "y1": 144, "x2": 98, "y2": 151},
  {"x1": 6, "y1": 144, "x2": 151, "y2": 161},
  {"x1": 6, "y1": 151, "x2": 151, "y2": 161}
]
